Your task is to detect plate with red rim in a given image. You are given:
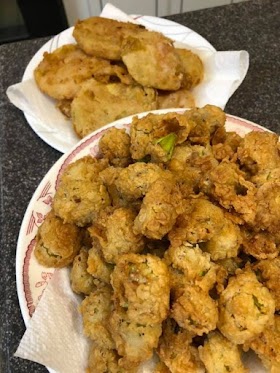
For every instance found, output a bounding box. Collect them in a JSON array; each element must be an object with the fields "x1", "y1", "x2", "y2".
[{"x1": 16, "y1": 108, "x2": 269, "y2": 373}]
